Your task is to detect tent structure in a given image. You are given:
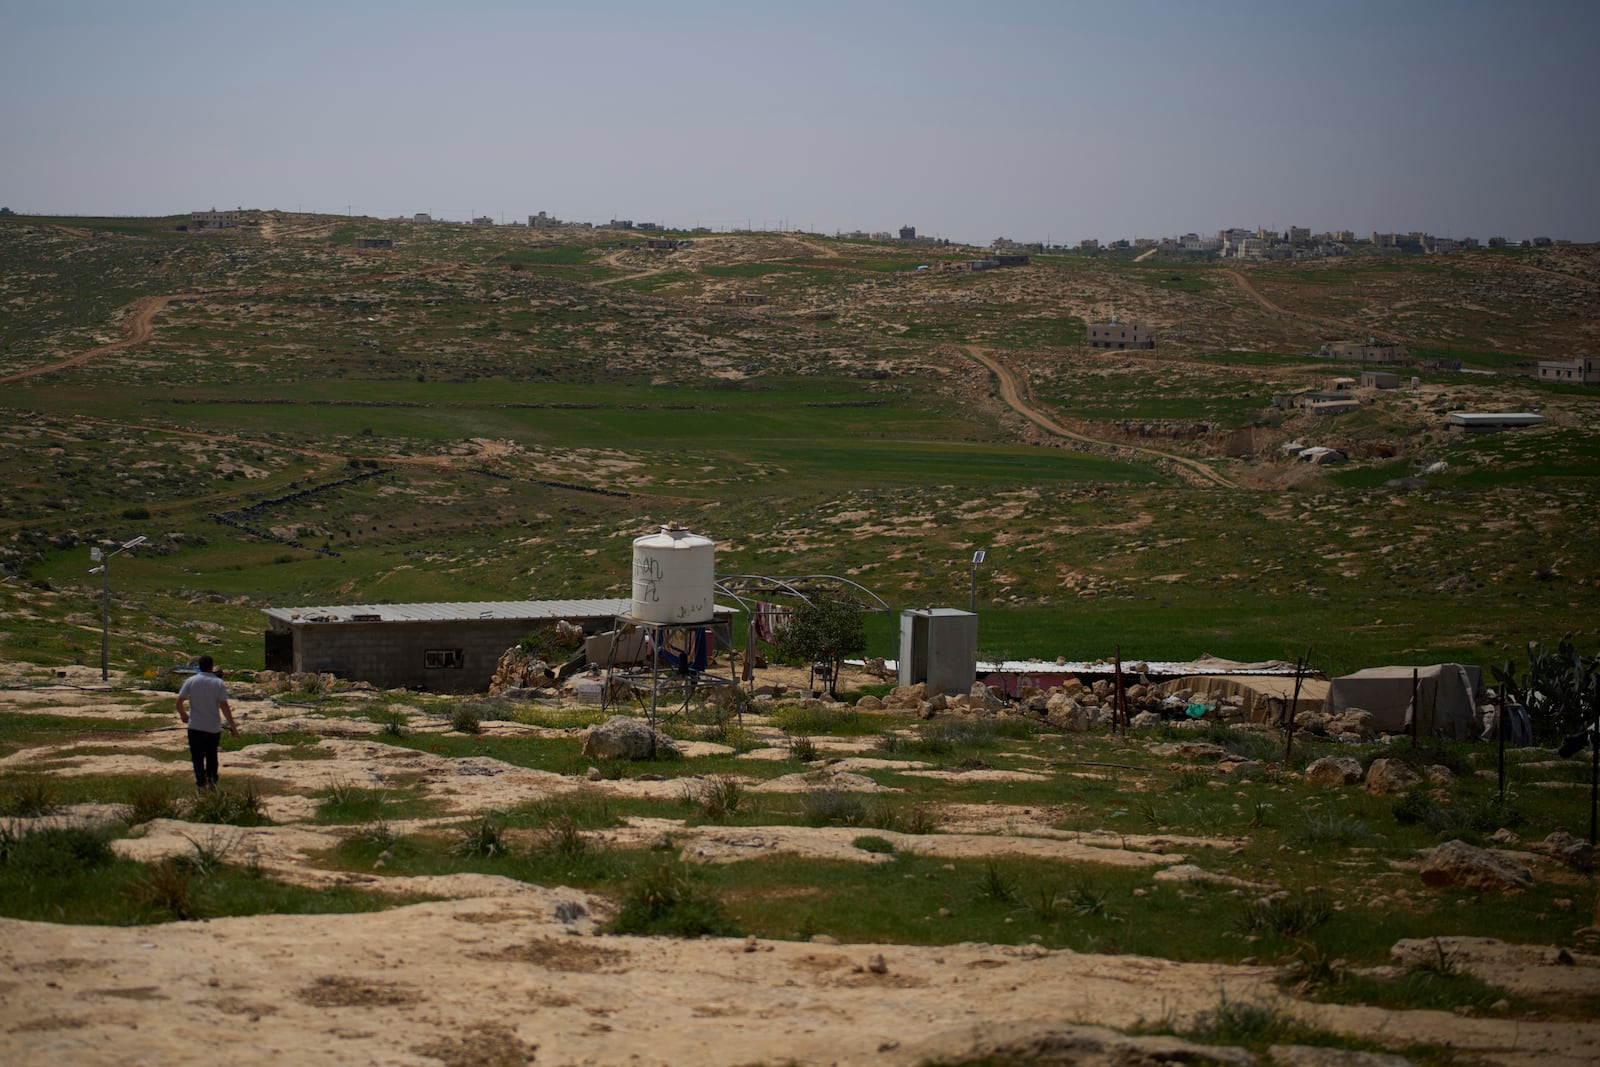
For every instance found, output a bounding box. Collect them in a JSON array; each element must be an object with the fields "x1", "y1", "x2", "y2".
[
  {"x1": 1321, "y1": 664, "x2": 1482, "y2": 740},
  {"x1": 1158, "y1": 674, "x2": 1330, "y2": 724}
]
